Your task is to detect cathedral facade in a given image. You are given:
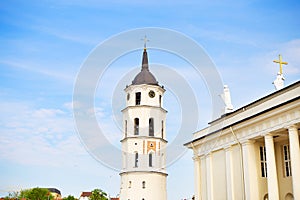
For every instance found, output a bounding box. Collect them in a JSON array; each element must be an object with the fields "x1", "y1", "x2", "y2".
[{"x1": 185, "y1": 81, "x2": 300, "y2": 200}]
